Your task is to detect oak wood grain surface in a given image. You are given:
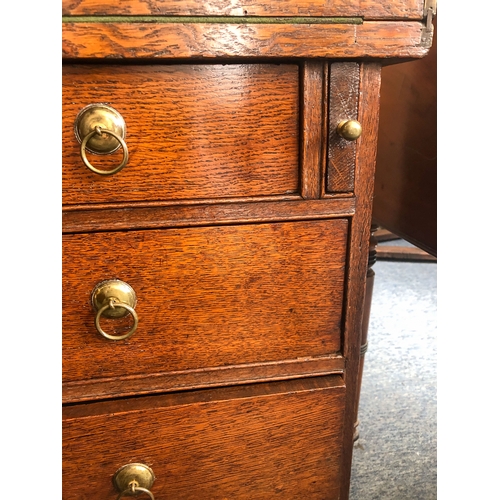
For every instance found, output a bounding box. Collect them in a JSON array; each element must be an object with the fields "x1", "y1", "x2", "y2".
[
  {"x1": 327, "y1": 62, "x2": 360, "y2": 194},
  {"x1": 63, "y1": 376, "x2": 345, "y2": 499},
  {"x1": 62, "y1": 22, "x2": 431, "y2": 60},
  {"x1": 62, "y1": 0, "x2": 424, "y2": 19},
  {"x1": 353, "y1": 227, "x2": 376, "y2": 441},
  {"x1": 301, "y1": 61, "x2": 326, "y2": 199},
  {"x1": 62, "y1": 198, "x2": 357, "y2": 234},
  {"x1": 338, "y1": 62, "x2": 381, "y2": 497},
  {"x1": 60, "y1": 0, "x2": 430, "y2": 493},
  {"x1": 373, "y1": 15, "x2": 437, "y2": 256},
  {"x1": 376, "y1": 245, "x2": 436, "y2": 261},
  {"x1": 63, "y1": 354, "x2": 345, "y2": 403},
  {"x1": 63, "y1": 220, "x2": 348, "y2": 395},
  {"x1": 63, "y1": 64, "x2": 299, "y2": 206}
]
